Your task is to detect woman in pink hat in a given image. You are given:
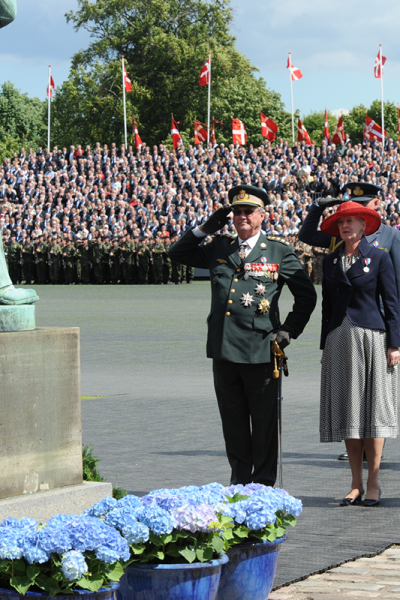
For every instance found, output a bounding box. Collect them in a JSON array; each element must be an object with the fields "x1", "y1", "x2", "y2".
[{"x1": 320, "y1": 202, "x2": 400, "y2": 507}]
